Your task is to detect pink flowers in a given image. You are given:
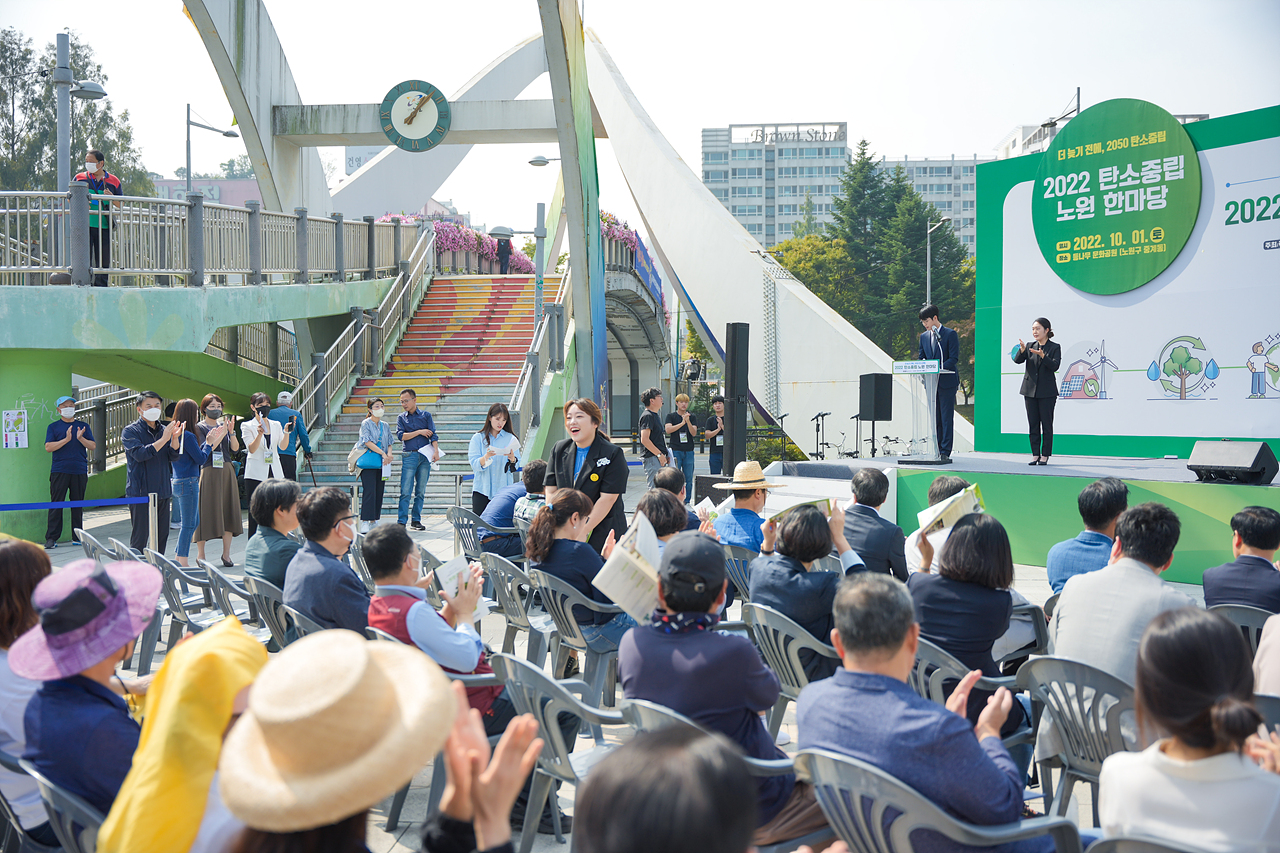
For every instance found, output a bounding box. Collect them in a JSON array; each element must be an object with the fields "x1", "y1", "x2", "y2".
[
  {"x1": 431, "y1": 220, "x2": 536, "y2": 274},
  {"x1": 600, "y1": 210, "x2": 638, "y2": 251}
]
